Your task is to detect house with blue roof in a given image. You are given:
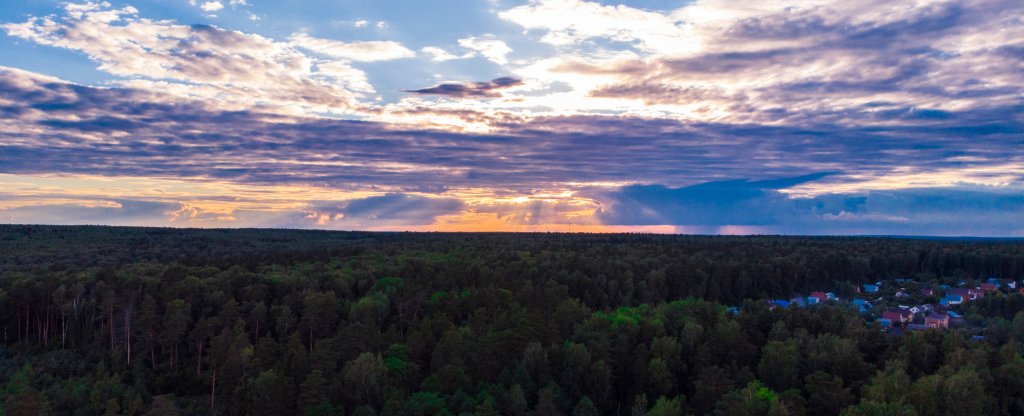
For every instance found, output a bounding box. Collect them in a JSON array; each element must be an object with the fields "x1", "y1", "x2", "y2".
[
  {"x1": 947, "y1": 311, "x2": 963, "y2": 325},
  {"x1": 851, "y1": 298, "x2": 870, "y2": 313},
  {"x1": 773, "y1": 299, "x2": 790, "y2": 308},
  {"x1": 862, "y1": 284, "x2": 879, "y2": 294},
  {"x1": 941, "y1": 294, "x2": 963, "y2": 306}
]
